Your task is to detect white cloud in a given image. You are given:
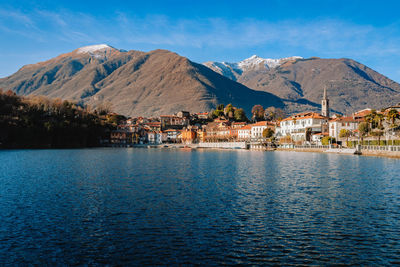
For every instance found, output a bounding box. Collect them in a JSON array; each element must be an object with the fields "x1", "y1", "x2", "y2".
[{"x1": 0, "y1": 8, "x2": 400, "y2": 59}]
